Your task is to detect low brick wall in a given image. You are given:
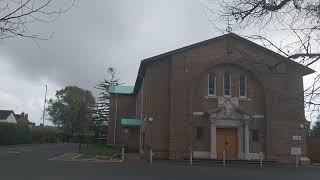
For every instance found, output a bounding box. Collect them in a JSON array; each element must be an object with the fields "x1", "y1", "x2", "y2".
[{"x1": 307, "y1": 136, "x2": 320, "y2": 162}]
